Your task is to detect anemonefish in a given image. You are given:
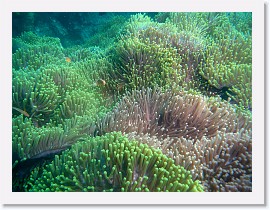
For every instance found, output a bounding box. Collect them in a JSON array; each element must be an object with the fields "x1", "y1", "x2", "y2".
[
  {"x1": 96, "y1": 79, "x2": 106, "y2": 86},
  {"x1": 65, "y1": 57, "x2": 71, "y2": 63},
  {"x1": 12, "y1": 107, "x2": 30, "y2": 117}
]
